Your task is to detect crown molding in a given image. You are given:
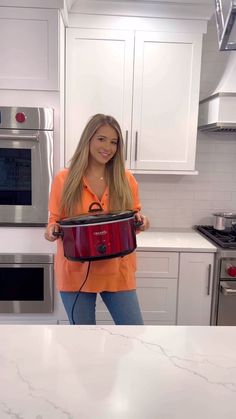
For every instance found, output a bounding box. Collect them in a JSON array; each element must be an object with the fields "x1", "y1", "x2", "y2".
[{"x1": 69, "y1": 0, "x2": 214, "y2": 20}]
